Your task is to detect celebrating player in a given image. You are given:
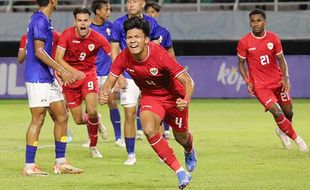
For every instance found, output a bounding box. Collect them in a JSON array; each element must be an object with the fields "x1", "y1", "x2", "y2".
[
  {"x1": 23, "y1": 0, "x2": 82, "y2": 176},
  {"x1": 100, "y1": 17, "x2": 197, "y2": 189},
  {"x1": 237, "y1": 9, "x2": 308, "y2": 152},
  {"x1": 55, "y1": 7, "x2": 111, "y2": 158},
  {"x1": 110, "y1": 0, "x2": 160, "y2": 165}
]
